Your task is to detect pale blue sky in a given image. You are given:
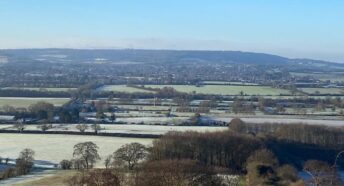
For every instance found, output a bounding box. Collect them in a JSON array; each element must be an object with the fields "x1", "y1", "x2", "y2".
[{"x1": 0, "y1": 0, "x2": 344, "y2": 62}]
